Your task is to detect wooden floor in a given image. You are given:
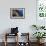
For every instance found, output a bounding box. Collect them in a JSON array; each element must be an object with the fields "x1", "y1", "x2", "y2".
[{"x1": 0, "y1": 42, "x2": 46, "y2": 46}]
